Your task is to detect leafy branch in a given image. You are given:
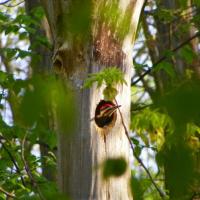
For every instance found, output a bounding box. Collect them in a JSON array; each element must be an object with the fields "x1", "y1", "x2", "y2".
[
  {"x1": 131, "y1": 31, "x2": 200, "y2": 86},
  {"x1": 0, "y1": 135, "x2": 26, "y2": 187},
  {"x1": 21, "y1": 133, "x2": 46, "y2": 200},
  {"x1": 0, "y1": 186, "x2": 15, "y2": 198},
  {"x1": 84, "y1": 67, "x2": 126, "y2": 87},
  {"x1": 84, "y1": 67, "x2": 126, "y2": 100}
]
